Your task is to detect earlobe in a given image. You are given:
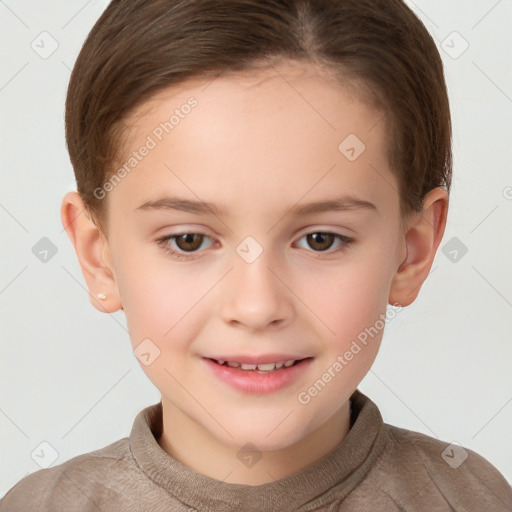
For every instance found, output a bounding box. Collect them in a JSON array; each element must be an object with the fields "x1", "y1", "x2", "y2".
[
  {"x1": 389, "y1": 188, "x2": 449, "y2": 307},
  {"x1": 60, "y1": 191, "x2": 123, "y2": 313}
]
